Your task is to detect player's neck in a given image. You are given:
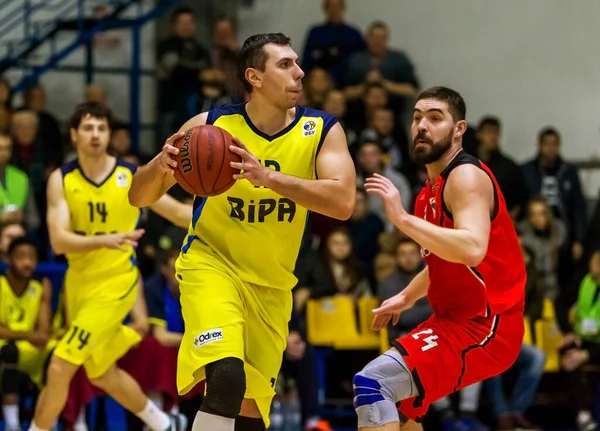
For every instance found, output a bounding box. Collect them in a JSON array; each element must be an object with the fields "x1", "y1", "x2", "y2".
[
  {"x1": 426, "y1": 145, "x2": 463, "y2": 181},
  {"x1": 5, "y1": 270, "x2": 28, "y2": 296},
  {"x1": 245, "y1": 97, "x2": 295, "y2": 136},
  {"x1": 77, "y1": 153, "x2": 116, "y2": 183}
]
